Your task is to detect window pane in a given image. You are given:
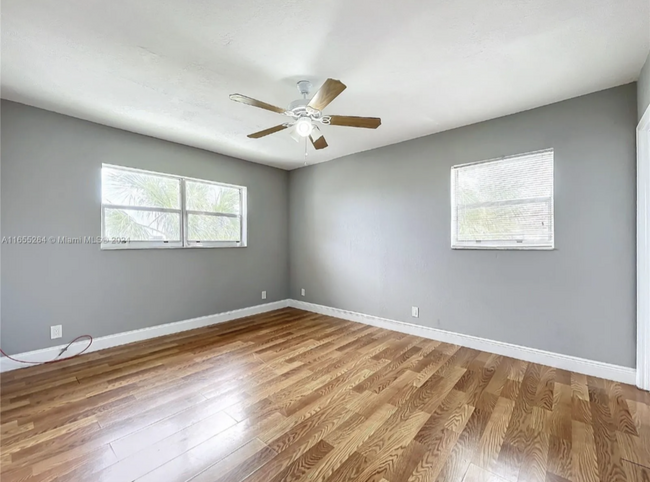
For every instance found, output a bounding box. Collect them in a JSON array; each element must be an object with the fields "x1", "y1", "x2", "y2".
[
  {"x1": 104, "y1": 208, "x2": 181, "y2": 241},
  {"x1": 185, "y1": 181, "x2": 240, "y2": 214},
  {"x1": 187, "y1": 214, "x2": 240, "y2": 242},
  {"x1": 102, "y1": 167, "x2": 180, "y2": 209},
  {"x1": 458, "y1": 201, "x2": 552, "y2": 242},
  {"x1": 452, "y1": 150, "x2": 554, "y2": 247}
]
